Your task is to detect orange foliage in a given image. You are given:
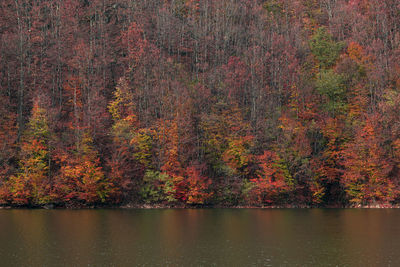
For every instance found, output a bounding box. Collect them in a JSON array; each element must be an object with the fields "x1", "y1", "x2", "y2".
[
  {"x1": 222, "y1": 135, "x2": 254, "y2": 176},
  {"x1": 54, "y1": 134, "x2": 111, "y2": 204},
  {"x1": 342, "y1": 118, "x2": 397, "y2": 204},
  {"x1": 185, "y1": 166, "x2": 213, "y2": 204},
  {"x1": 247, "y1": 151, "x2": 291, "y2": 205}
]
